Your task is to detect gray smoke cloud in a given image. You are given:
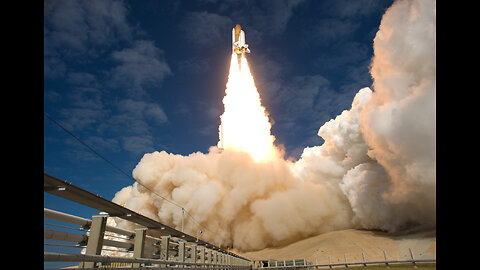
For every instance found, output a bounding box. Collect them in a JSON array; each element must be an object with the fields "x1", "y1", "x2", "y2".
[{"x1": 112, "y1": 0, "x2": 435, "y2": 251}]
